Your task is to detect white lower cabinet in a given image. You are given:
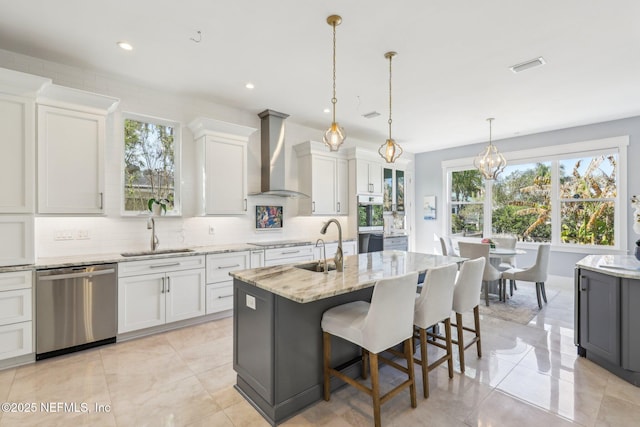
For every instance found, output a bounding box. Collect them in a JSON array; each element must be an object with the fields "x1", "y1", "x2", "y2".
[
  {"x1": 315, "y1": 240, "x2": 357, "y2": 260},
  {"x1": 205, "y1": 251, "x2": 249, "y2": 314},
  {"x1": 264, "y1": 245, "x2": 314, "y2": 267},
  {"x1": 0, "y1": 271, "x2": 33, "y2": 361},
  {"x1": 118, "y1": 256, "x2": 205, "y2": 333}
]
